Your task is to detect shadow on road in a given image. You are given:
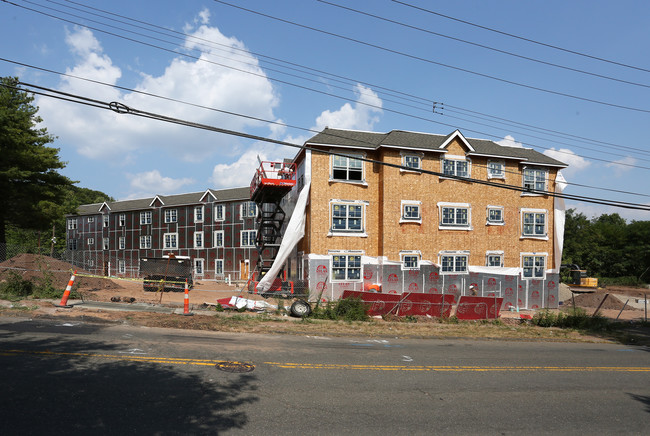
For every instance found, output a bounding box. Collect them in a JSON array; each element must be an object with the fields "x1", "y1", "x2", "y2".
[{"x1": 0, "y1": 332, "x2": 259, "y2": 434}]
